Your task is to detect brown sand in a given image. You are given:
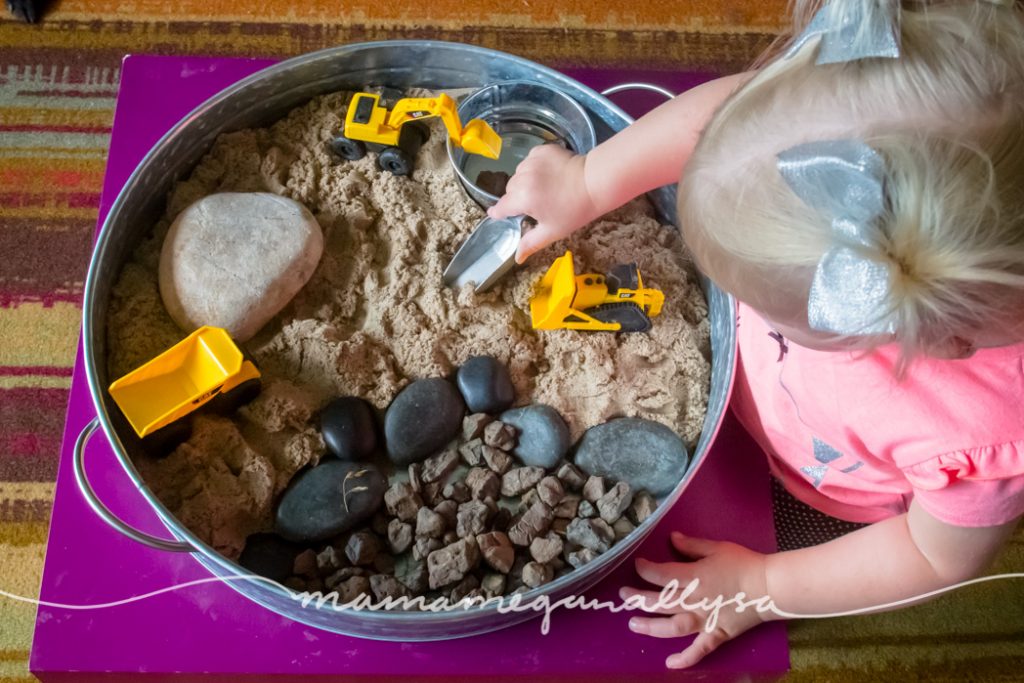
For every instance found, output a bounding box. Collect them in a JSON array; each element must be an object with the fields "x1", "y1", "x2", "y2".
[{"x1": 106, "y1": 90, "x2": 711, "y2": 559}]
